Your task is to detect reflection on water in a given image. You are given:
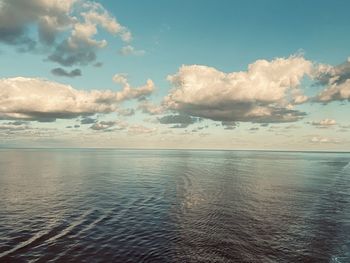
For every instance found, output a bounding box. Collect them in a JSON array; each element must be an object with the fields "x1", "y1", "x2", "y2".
[{"x1": 0, "y1": 149, "x2": 349, "y2": 262}]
